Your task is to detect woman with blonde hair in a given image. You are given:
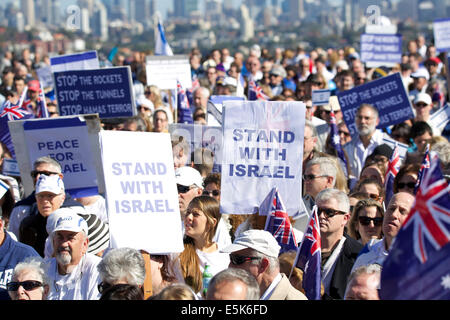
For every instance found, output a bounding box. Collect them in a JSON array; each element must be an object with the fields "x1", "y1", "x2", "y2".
[
  {"x1": 178, "y1": 196, "x2": 229, "y2": 297},
  {"x1": 145, "y1": 85, "x2": 174, "y2": 124},
  {"x1": 348, "y1": 199, "x2": 384, "y2": 245}
]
